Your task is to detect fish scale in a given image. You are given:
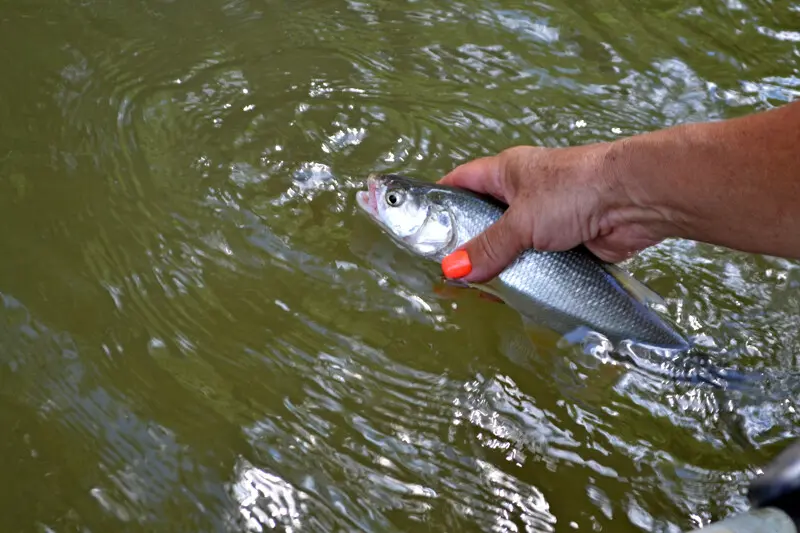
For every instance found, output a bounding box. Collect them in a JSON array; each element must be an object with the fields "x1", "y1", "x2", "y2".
[{"x1": 357, "y1": 173, "x2": 688, "y2": 349}]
